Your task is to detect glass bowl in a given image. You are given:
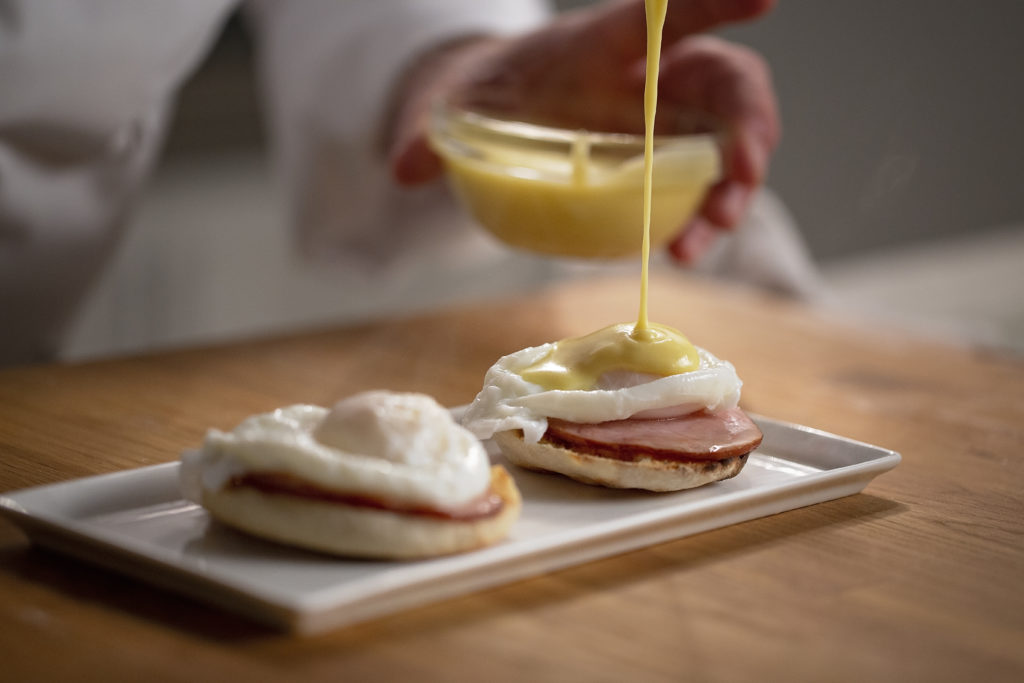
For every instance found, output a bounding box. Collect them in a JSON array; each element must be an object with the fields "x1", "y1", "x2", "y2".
[{"x1": 429, "y1": 104, "x2": 720, "y2": 260}]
